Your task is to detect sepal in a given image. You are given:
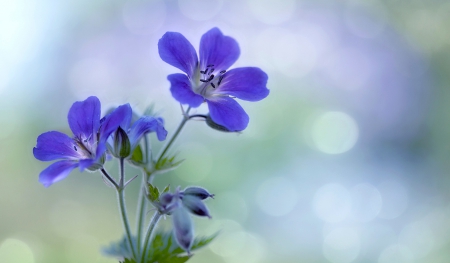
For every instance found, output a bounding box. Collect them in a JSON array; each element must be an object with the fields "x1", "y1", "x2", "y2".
[
  {"x1": 129, "y1": 144, "x2": 145, "y2": 166},
  {"x1": 205, "y1": 114, "x2": 236, "y2": 132},
  {"x1": 154, "y1": 155, "x2": 184, "y2": 175}
]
